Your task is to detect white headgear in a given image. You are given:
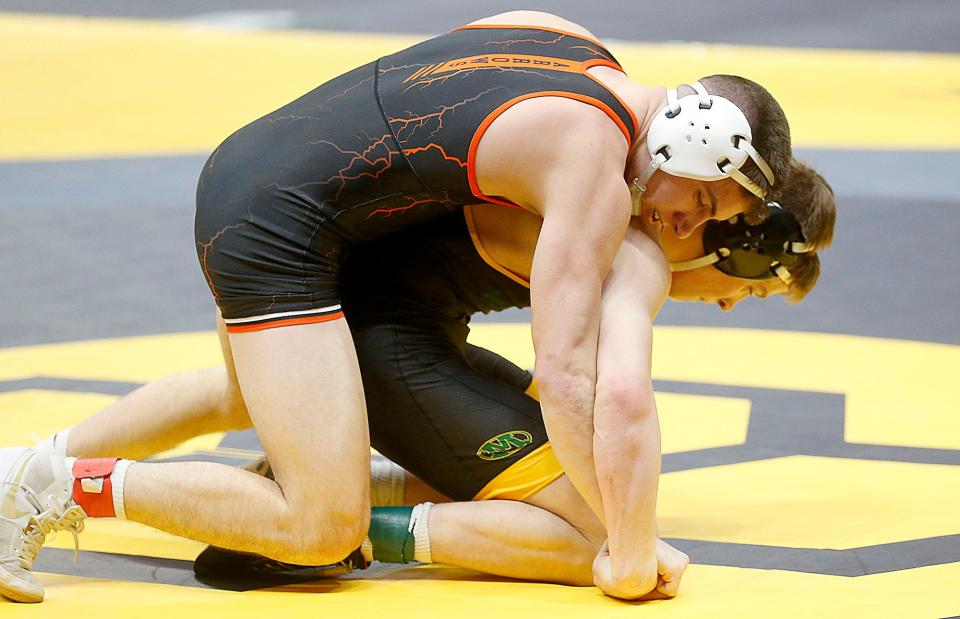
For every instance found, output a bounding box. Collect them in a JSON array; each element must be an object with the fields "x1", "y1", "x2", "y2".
[{"x1": 630, "y1": 81, "x2": 776, "y2": 216}]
